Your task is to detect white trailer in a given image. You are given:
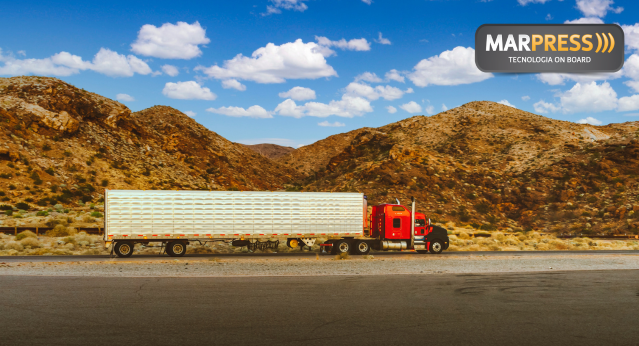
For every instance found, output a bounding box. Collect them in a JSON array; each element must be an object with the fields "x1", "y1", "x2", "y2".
[{"x1": 104, "y1": 190, "x2": 366, "y2": 257}]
